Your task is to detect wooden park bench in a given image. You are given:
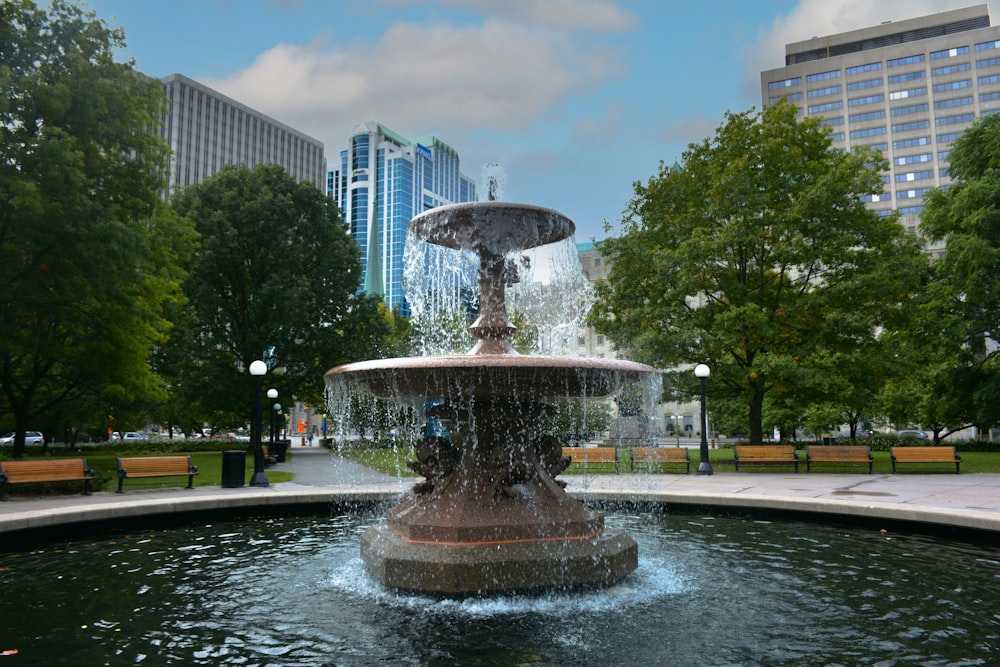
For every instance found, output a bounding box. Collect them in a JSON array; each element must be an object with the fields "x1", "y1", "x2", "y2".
[
  {"x1": 562, "y1": 446, "x2": 619, "y2": 473},
  {"x1": 116, "y1": 455, "x2": 199, "y2": 493},
  {"x1": 733, "y1": 445, "x2": 799, "y2": 472},
  {"x1": 805, "y1": 445, "x2": 873, "y2": 473},
  {"x1": 890, "y1": 446, "x2": 961, "y2": 474},
  {"x1": 629, "y1": 447, "x2": 690, "y2": 474},
  {"x1": 0, "y1": 458, "x2": 94, "y2": 500}
]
